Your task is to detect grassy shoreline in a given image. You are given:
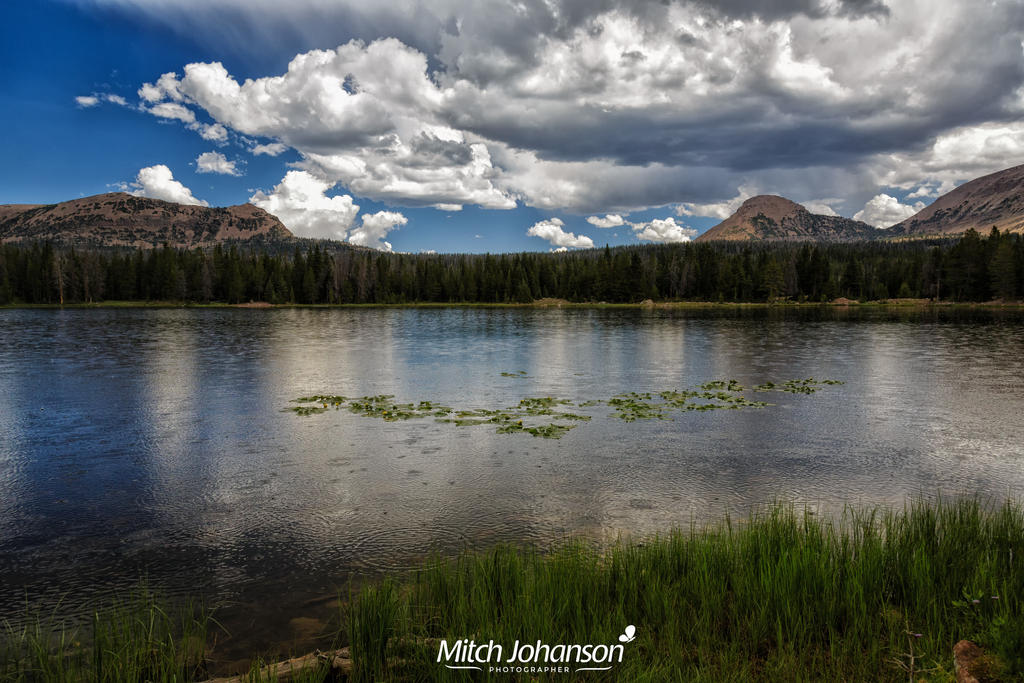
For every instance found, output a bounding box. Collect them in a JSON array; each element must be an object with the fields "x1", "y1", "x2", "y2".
[
  {"x1": 3, "y1": 498, "x2": 1023, "y2": 681},
  {"x1": 2, "y1": 298, "x2": 1024, "y2": 310}
]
